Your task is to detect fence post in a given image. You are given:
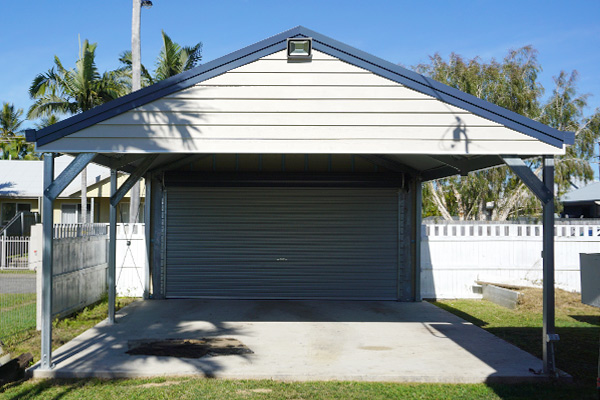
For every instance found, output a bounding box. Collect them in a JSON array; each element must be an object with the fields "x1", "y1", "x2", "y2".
[{"x1": 1, "y1": 231, "x2": 6, "y2": 269}]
